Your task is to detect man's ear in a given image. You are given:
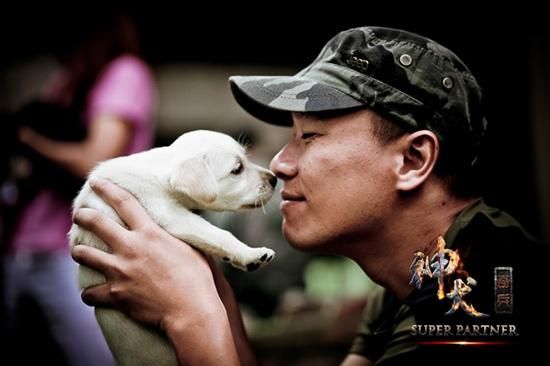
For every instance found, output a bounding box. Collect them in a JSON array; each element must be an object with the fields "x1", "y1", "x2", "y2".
[
  {"x1": 395, "y1": 130, "x2": 439, "y2": 192},
  {"x1": 169, "y1": 155, "x2": 218, "y2": 204}
]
